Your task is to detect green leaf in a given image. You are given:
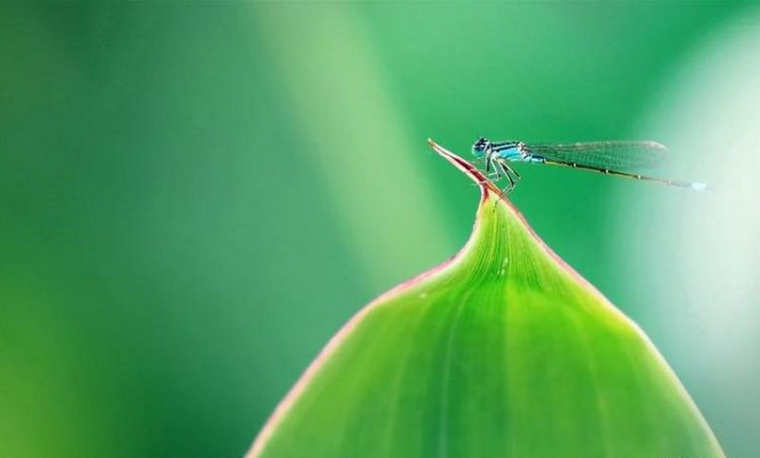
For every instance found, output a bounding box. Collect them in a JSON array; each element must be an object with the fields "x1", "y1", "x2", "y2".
[{"x1": 248, "y1": 140, "x2": 724, "y2": 458}]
